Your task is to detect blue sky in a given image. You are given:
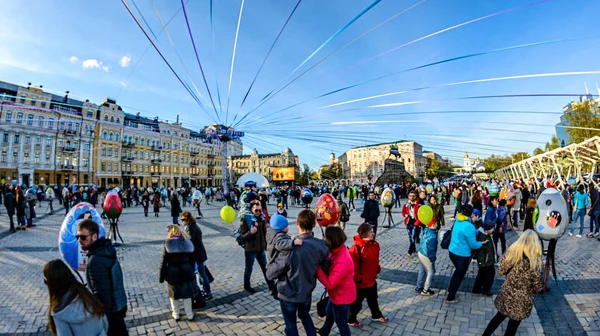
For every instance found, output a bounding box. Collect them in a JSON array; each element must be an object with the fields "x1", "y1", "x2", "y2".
[{"x1": 1, "y1": 0, "x2": 599, "y2": 170}]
